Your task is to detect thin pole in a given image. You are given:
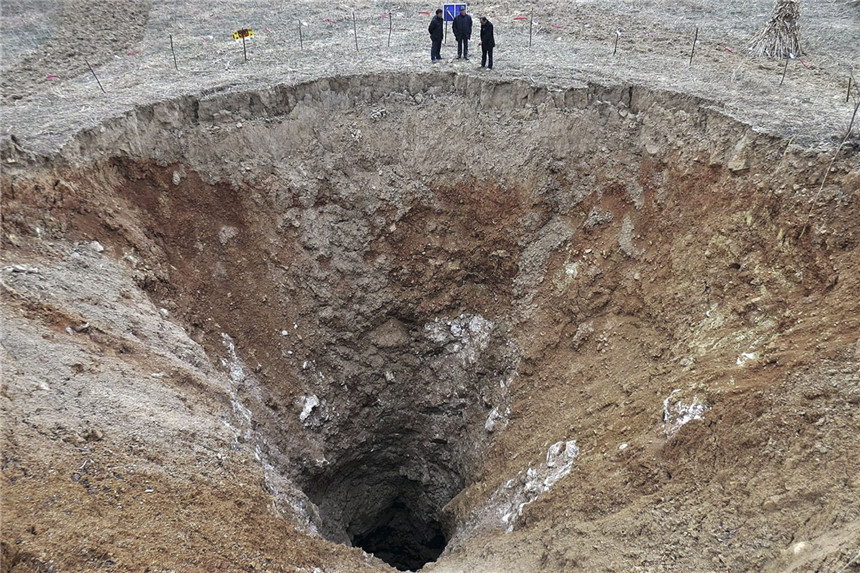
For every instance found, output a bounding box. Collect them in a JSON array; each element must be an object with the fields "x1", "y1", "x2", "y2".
[
  {"x1": 242, "y1": 35, "x2": 248, "y2": 62},
  {"x1": 613, "y1": 31, "x2": 619, "y2": 55},
  {"x1": 445, "y1": 7, "x2": 455, "y2": 45},
  {"x1": 170, "y1": 34, "x2": 179, "y2": 70},
  {"x1": 689, "y1": 27, "x2": 698, "y2": 65},
  {"x1": 780, "y1": 56, "x2": 789, "y2": 86},
  {"x1": 299, "y1": 21, "x2": 303, "y2": 50},
  {"x1": 529, "y1": 8, "x2": 534, "y2": 48},
  {"x1": 388, "y1": 12, "x2": 392, "y2": 47},
  {"x1": 848, "y1": 77, "x2": 853, "y2": 103},
  {"x1": 353, "y1": 11, "x2": 359, "y2": 52},
  {"x1": 85, "y1": 59, "x2": 106, "y2": 93}
]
